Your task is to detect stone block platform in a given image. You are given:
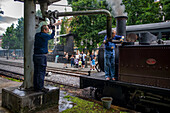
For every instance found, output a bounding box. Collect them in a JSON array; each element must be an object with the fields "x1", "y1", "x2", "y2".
[{"x1": 2, "y1": 86, "x2": 59, "y2": 113}]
